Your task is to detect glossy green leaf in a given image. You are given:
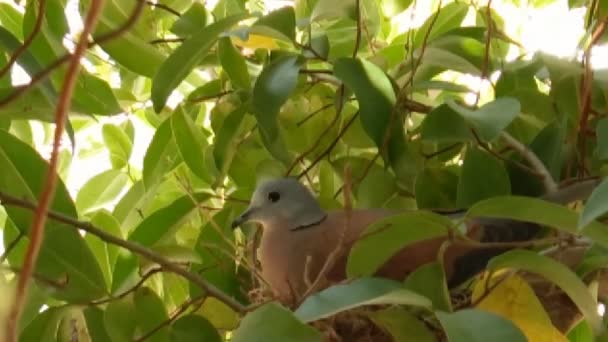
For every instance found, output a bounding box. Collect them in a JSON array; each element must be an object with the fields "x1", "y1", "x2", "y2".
[
  {"x1": 579, "y1": 178, "x2": 608, "y2": 228},
  {"x1": 71, "y1": 73, "x2": 122, "y2": 116},
  {"x1": 436, "y1": 309, "x2": 526, "y2": 341},
  {"x1": 597, "y1": 118, "x2": 608, "y2": 160},
  {"x1": 253, "y1": 6, "x2": 296, "y2": 42},
  {"x1": 295, "y1": 277, "x2": 431, "y2": 322},
  {"x1": 233, "y1": 303, "x2": 322, "y2": 342},
  {"x1": 170, "y1": 3, "x2": 208, "y2": 37},
  {"x1": 76, "y1": 169, "x2": 130, "y2": 215},
  {"x1": 83, "y1": 307, "x2": 113, "y2": 342},
  {"x1": 171, "y1": 315, "x2": 222, "y2": 342},
  {"x1": 368, "y1": 307, "x2": 435, "y2": 342},
  {"x1": 152, "y1": 14, "x2": 248, "y2": 112},
  {"x1": 143, "y1": 118, "x2": 181, "y2": 189},
  {"x1": 252, "y1": 54, "x2": 301, "y2": 142},
  {"x1": 347, "y1": 211, "x2": 450, "y2": 277},
  {"x1": 413, "y1": 2, "x2": 470, "y2": 47},
  {"x1": 171, "y1": 105, "x2": 212, "y2": 182},
  {"x1": 466, "y1": 196, "x2": 608, "y2": 248},
  {"x1": 86, "y1": 211, "x2": 123, "y2": 289},
  {"x1": 0, "y1": 130, "x2": 106, "y2": 302},
  {"x1": 381, "y1": 0, "x2": 414, "y2": 15},
  {"x1": 104, "y1": 296, "x2": 137, "y2": 342},
  {"x1": 134, "y1": 287, "x2": 170, "y2": 342},
  {"x1": 218, "y1": 37, "x2": 251, "y2": 89},
  {"x1": 213, "y1": 104, "x2": 249, "y2": 183},
  {"x1": 404, "y1": 262, "x2": 451, "y2": 311},
  {"x1": 457, "y1": 147, "x2": 511, "y2": 207},
  {"x1": 488, "y1": 249, "x2": 603, "y2": 334},
  {"x1": 0, "y1": 3, "x2": 23, "y2": 39},
  {"x1": 447, "y1": 98, "x2": 521, "y2": 141},
  {"x1": 334, "y1": 57, "x2": 407, "y2": 174},
  {"x1": 420, "y1": 104, "x2": 472, "y2": 143},
  {"x1": 19, "y1": 307, "x2": 63, "y2": 342},
  {"x1": 102, "y1": 123, "x2": 133, "y2": 169},
  {"x1": 128, "y1": 193, "x2": 208, "y2": 246}
]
